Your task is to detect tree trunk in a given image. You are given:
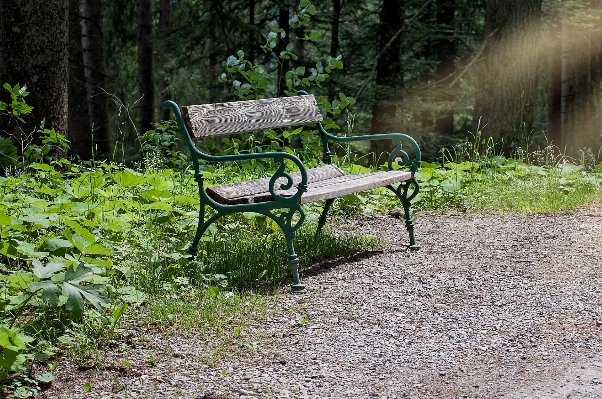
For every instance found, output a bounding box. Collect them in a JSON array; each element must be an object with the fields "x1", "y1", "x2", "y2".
[
  {"x1": 327, "y1": 0, "x2": 343, "y2": 102},
  {"x1": 157, "y1": 0, "x2": 172, "y2": 121},
  {"x1": 330, "y1": 0, "x2": 342, "y2": 57},
  {"x1": 434, "y1": 0, "x2": 457, "y2": 135},
  {"x1": 546, "y1": 21, "x2": 562, "y2": 149},
  {"x1": 472, "y1": 0, "x2": 542, "y2": 151},
  {"x1": 69, "y1": 0, "x2": 93, "y2": 159},
  {"x1": 560, "y1": 1, "x2": 602, "y2": 160},
  {"x1": 83, "y1": 0, "x2": 111, "y2": 157},
  {"x1": 208, "y1": 0, "x2": 222, "y2": 102},
  {"x1": 0, "y1": 0, "x2": 69, "y2": 148},
  {"x1": 277, "y1": 0, "x2": 291, "y2": 96},
  {"x1": 248, "y1": 0, "x2": 256, "y2": 63},
  {"x1": 370, "y1": 0, "x2": 405, "y2": 163},
  {"x1": 137, "y1": 0, "x2": 154, "y2": 135}
]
